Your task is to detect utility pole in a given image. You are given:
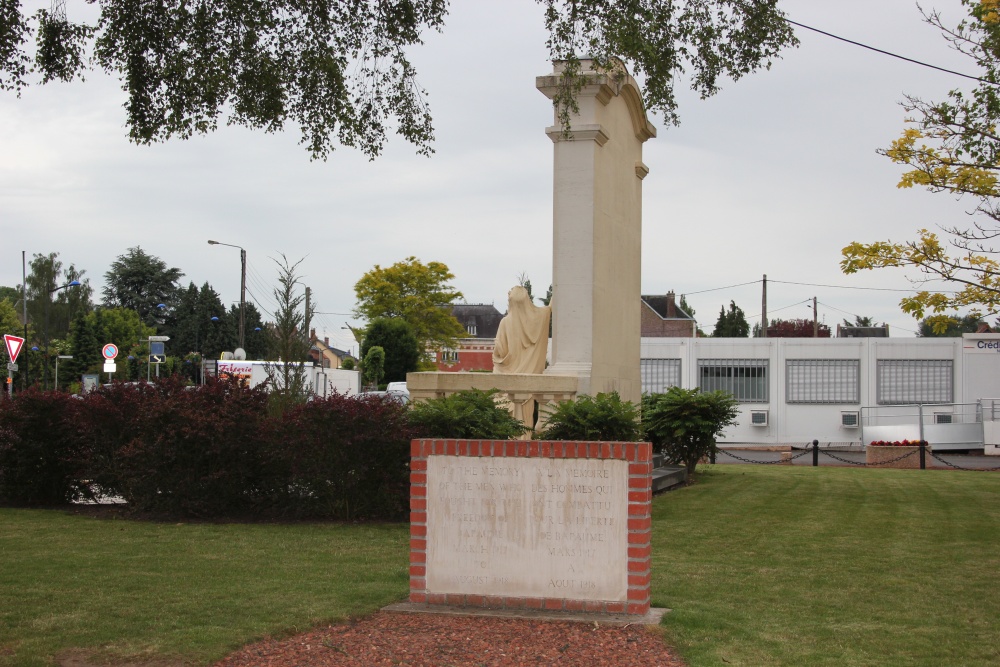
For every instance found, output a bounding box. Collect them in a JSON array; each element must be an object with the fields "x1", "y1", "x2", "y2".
[
  {"x1": 813, "y1": 297, "x2": 818, "y2": 337},
  {"x1": 761, "y1": 274, "x2": 768, "y2": 338},
  {"x1": 304, "y1": 287, "x2": 312, "y2": 350},
  {"x1": 239, "y1": 248, "x2": 246, "y2": 351}
]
